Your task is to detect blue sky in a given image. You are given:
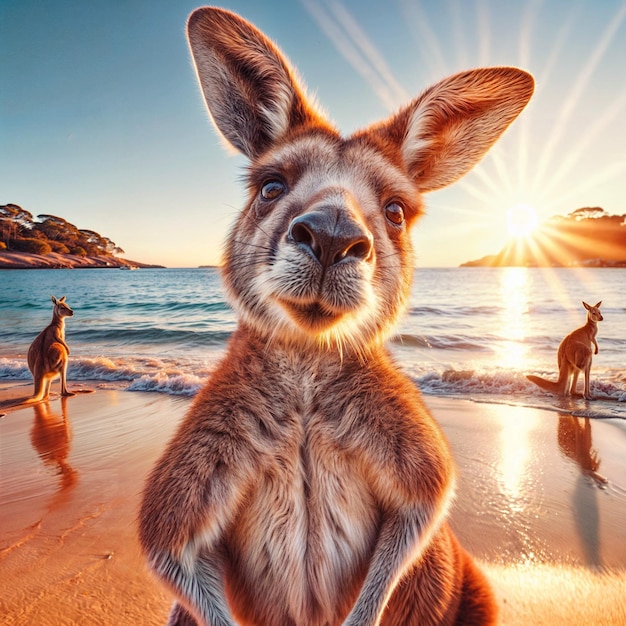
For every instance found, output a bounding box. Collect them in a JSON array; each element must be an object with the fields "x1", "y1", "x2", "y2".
[{"x1": 2, "y1": 0, "x2": 625, "y2": 267}]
